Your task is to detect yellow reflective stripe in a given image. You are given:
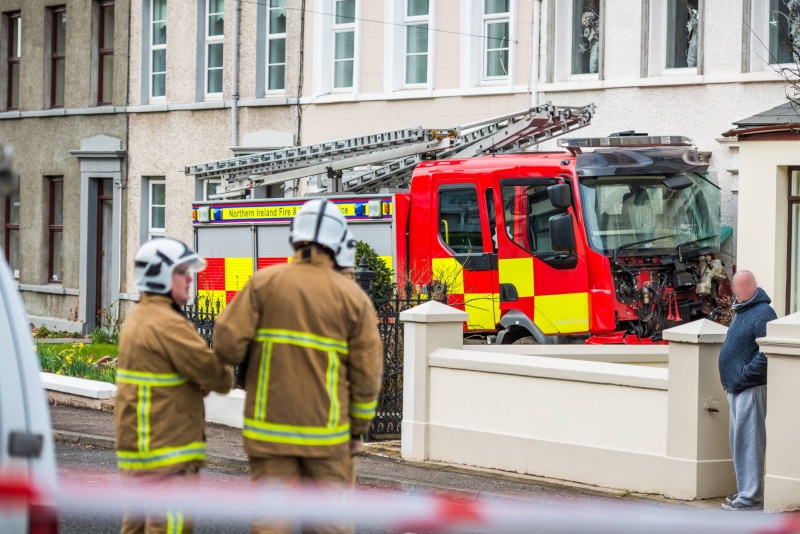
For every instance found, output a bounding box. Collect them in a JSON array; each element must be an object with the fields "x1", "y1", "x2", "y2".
[
  {"x1": 326, "y1": 351, "x2": 340, "y2": 428},
  {"x1": 118, "y1": 369, "x2": 188, "y2": 387},
  {"x1": 255, "y1": 342, "x2": 273, "y2": 421},
  {"x1": 349, "y1": 399, "x2": 378, "y2": 420},
  {"x1": 137, "y1": 385, "x2": 151, "y2": 452},
  {"x1": 255, "y1": 328, "x2": 348, "y2": 354},
  {"x1": 166, "y1": 510, "x2": 185, "y2": 534},
  {"x1": 243, "y1": 418, "x2": 350, "y2": 446},
  {"x1": 117, "y1": 442, "x2": 207, "y2": 470}
]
